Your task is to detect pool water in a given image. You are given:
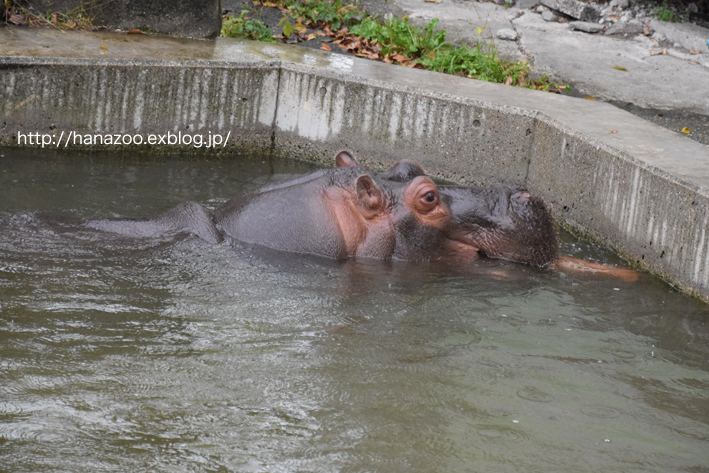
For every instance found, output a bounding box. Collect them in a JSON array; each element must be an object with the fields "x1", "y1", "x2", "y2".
[{"x1": 1, "y1": 149, "x2": 707, "y2": 472}]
